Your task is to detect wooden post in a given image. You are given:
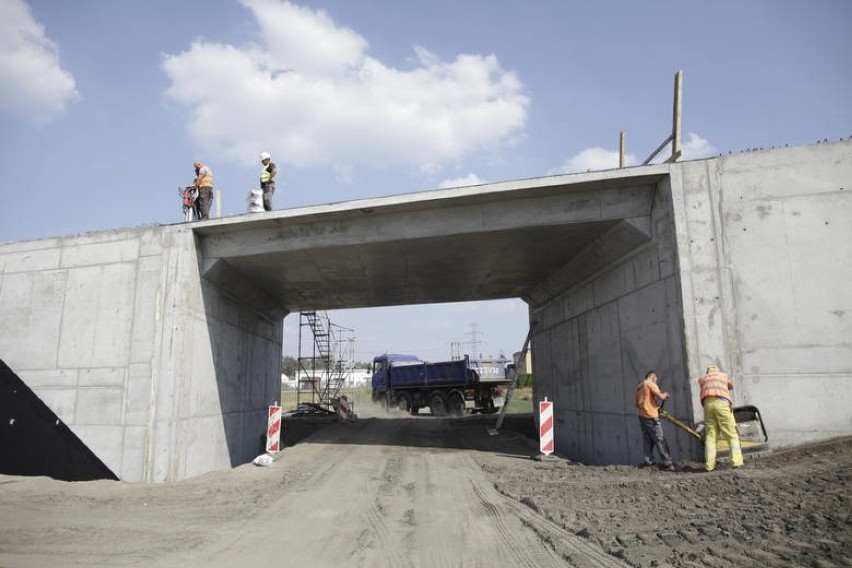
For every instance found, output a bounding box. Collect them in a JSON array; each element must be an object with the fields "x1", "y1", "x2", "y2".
[{"x1": 669, "y1": 70, "x2": 683, "y2": 162}]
